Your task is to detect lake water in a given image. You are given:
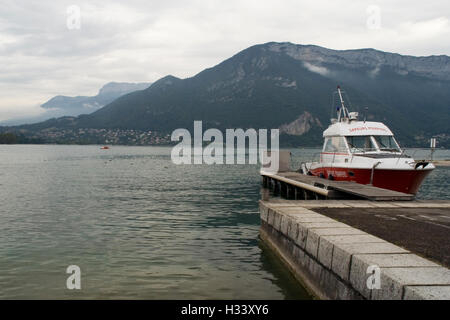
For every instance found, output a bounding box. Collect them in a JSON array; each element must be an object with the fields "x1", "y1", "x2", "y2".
[{"x1": 0, "y1": 145, "x2": 448, "y2": 299}]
